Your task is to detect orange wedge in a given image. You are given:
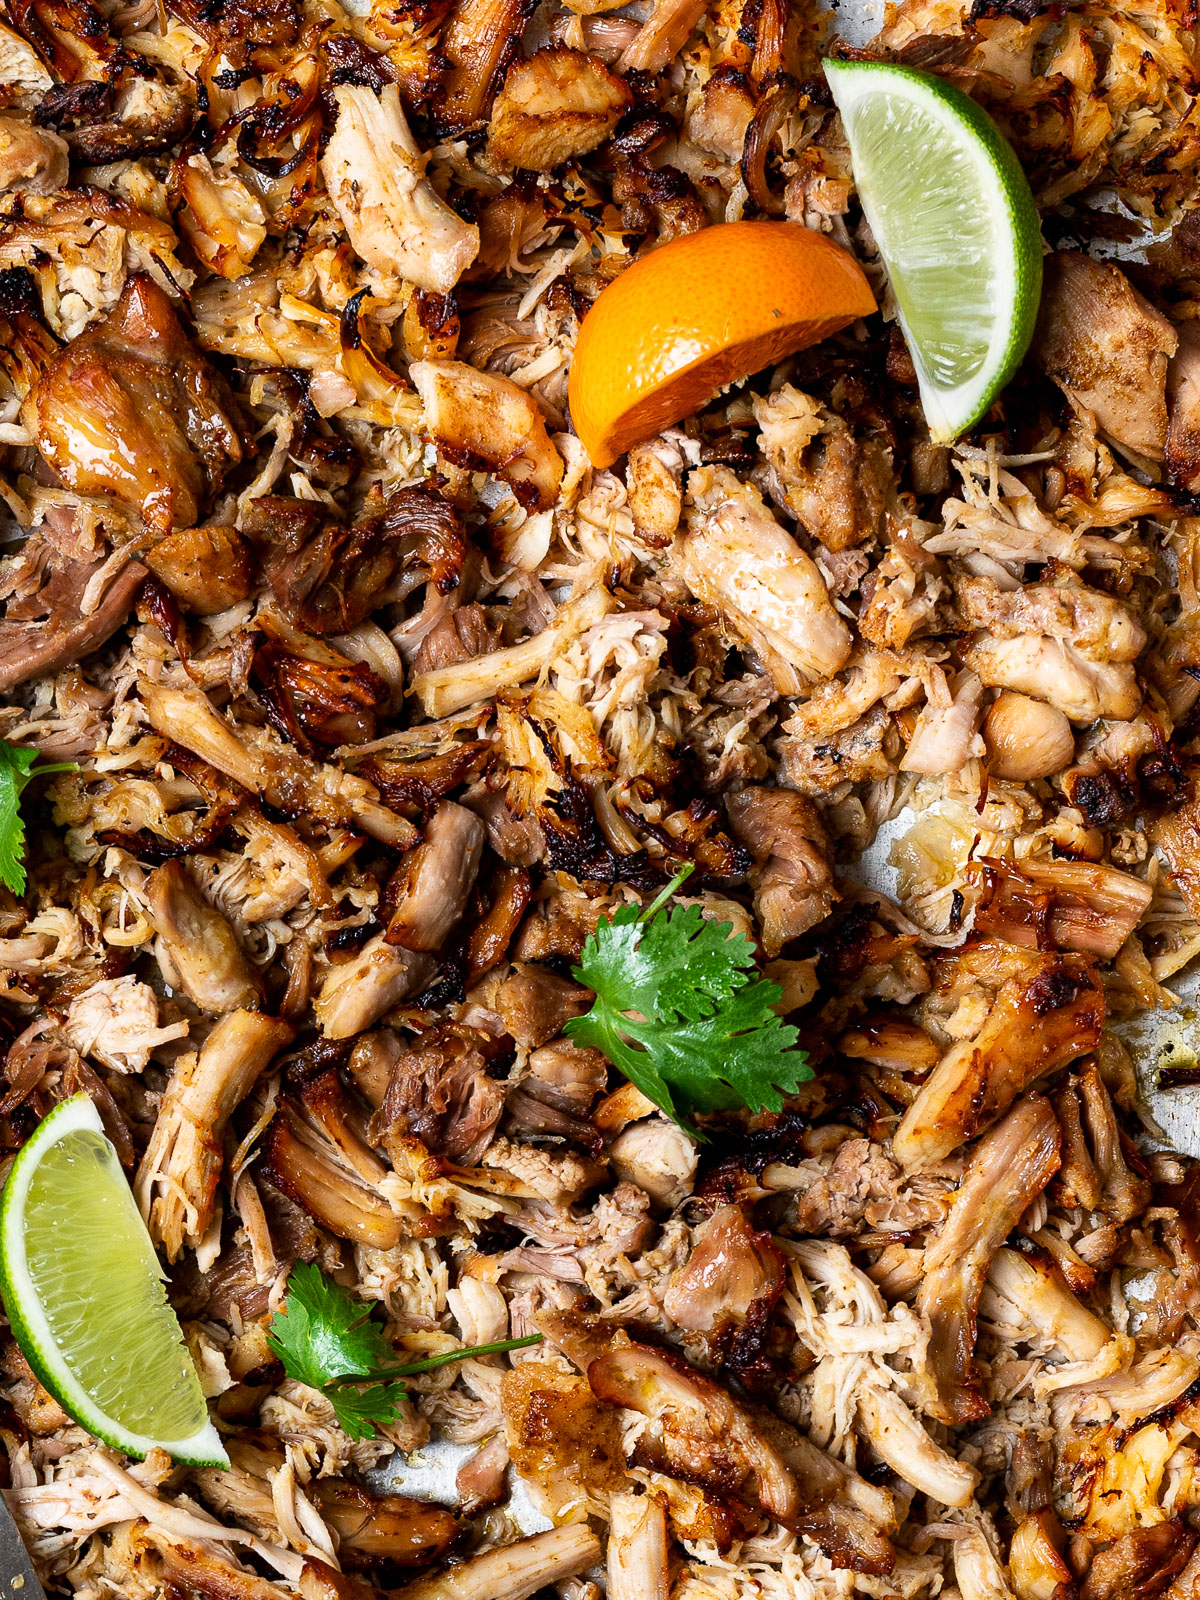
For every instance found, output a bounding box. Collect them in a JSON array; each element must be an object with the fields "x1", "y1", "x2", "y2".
[{"x1": 567, "y1": 221, "x2": 876, "y2": 469}]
